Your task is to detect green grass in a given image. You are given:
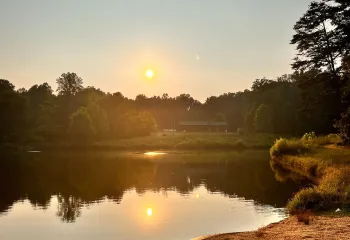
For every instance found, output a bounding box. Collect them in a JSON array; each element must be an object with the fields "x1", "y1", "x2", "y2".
[
  {"x1": 270, "y1": 133, "x2": 350, "y2": 214},
  {"x1": 35, "y1": 132, "x2": 279, "y2": 151}
]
